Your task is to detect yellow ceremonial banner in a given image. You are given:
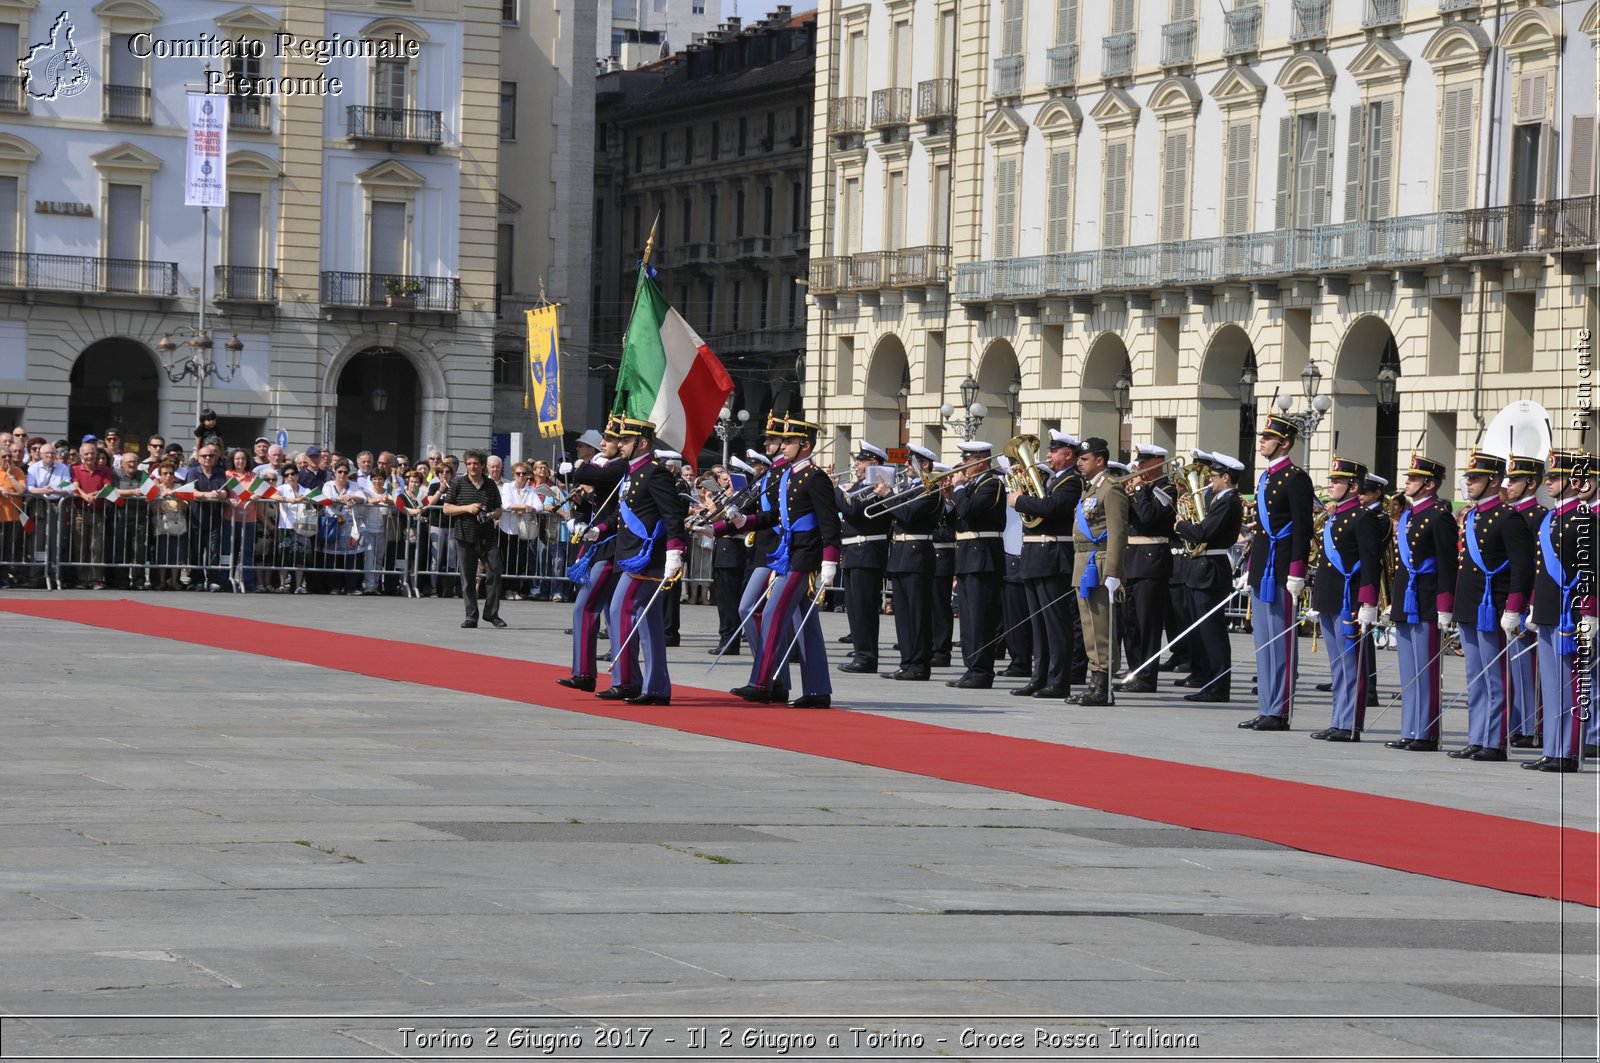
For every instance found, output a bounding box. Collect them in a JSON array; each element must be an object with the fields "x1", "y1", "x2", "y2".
[{"x1": 525, "y1": 305, "x2": 563, "y2": 438}]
